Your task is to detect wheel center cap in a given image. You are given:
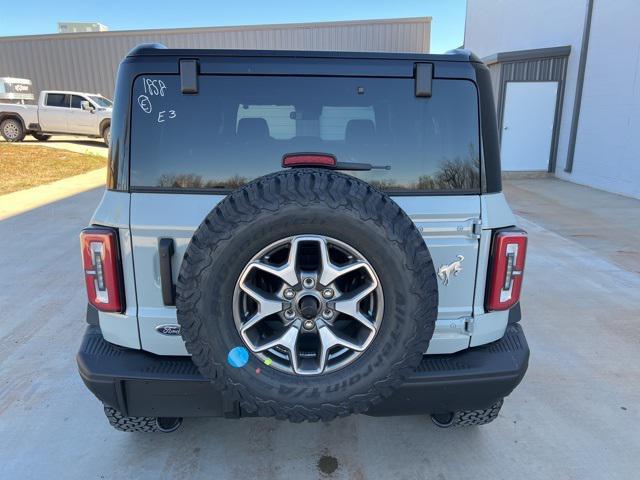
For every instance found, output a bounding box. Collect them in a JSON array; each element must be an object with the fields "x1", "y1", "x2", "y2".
[{"x1": 298, "y1": 295, "x2": 320, "y2": 319}]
